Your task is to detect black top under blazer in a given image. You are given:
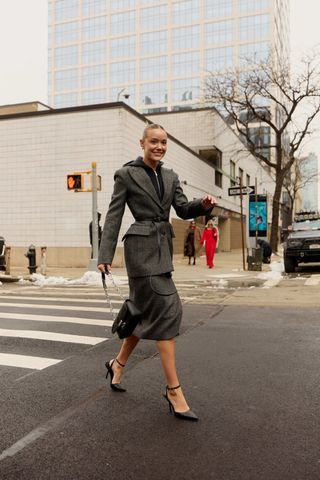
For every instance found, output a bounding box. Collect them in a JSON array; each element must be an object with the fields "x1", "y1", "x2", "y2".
[{"x1": 98, "y1": 157, "x2": 212, "y2": 278}]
